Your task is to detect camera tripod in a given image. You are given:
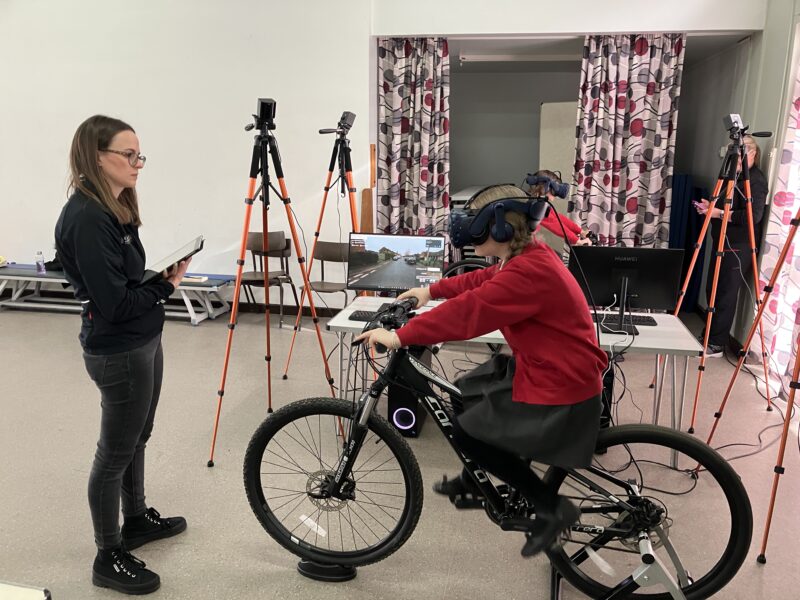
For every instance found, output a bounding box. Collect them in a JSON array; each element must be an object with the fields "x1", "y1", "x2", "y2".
[
  {"x1": 207, "y1": 98, "x2": 337, "y2": 467},
  {"x1": 281, "y1": 112, "x2": 359, "y2": 380},
  {"x1": 667, "y1": 117, "x2": 773, "y2": 433},
  {"x1": 699, "y1": 199, "x2": 800, "y2": 563}
]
